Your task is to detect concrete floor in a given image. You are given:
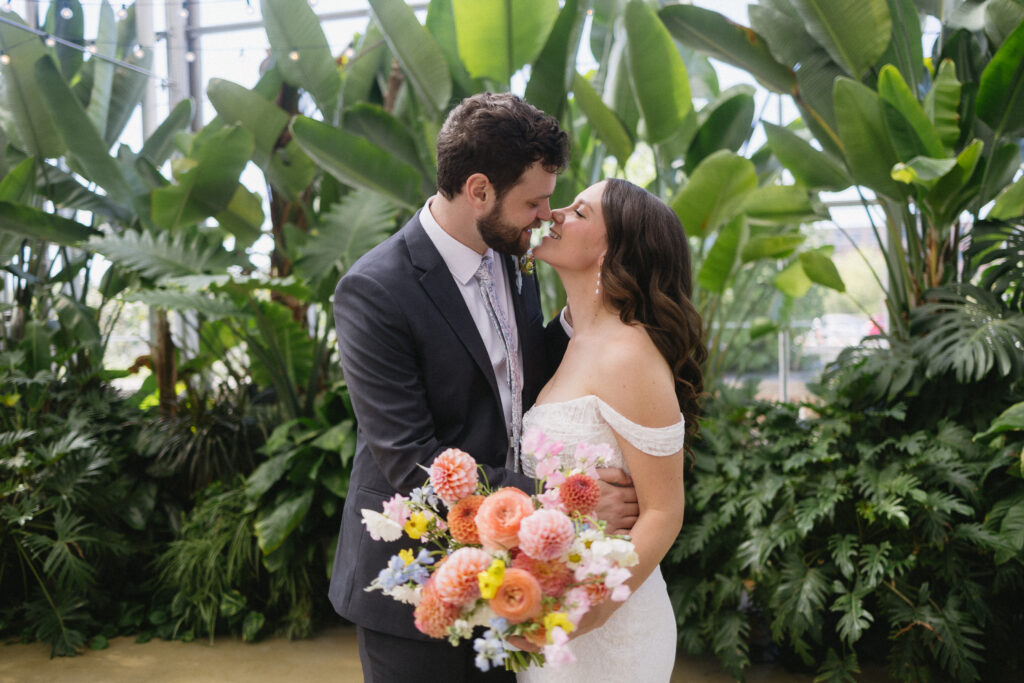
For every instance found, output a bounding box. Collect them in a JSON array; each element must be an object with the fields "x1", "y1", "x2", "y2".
[{"x1": 0, "y1": 624, "x2": 821, "y2": 683}]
